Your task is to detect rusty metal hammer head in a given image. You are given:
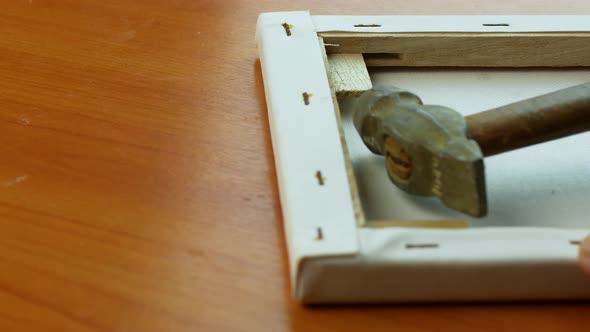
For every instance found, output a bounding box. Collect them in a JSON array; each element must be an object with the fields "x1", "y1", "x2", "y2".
[{"x1": 353, "y1": 85, "x2": 487, "y2": 217}]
